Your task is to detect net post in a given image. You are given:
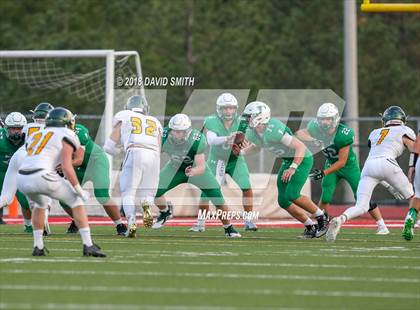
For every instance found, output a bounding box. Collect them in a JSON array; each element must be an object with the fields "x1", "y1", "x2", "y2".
[{"x1": 105, "y1": 51, "x2": 115, "y2": 172}]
